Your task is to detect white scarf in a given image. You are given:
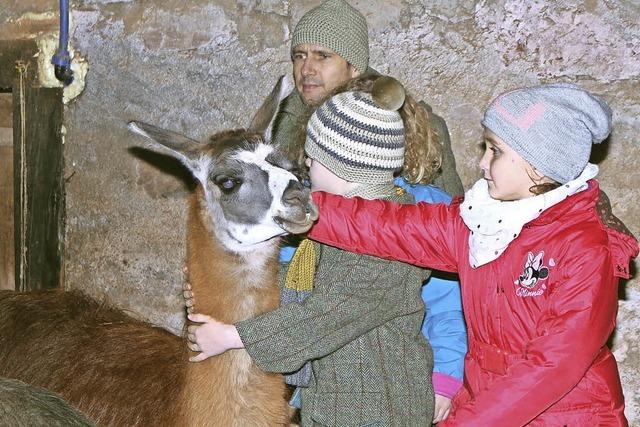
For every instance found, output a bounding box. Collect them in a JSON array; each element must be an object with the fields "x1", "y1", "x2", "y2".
[{"x1": 460, "y1": 163, "x2": 599, "y2": 268}]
